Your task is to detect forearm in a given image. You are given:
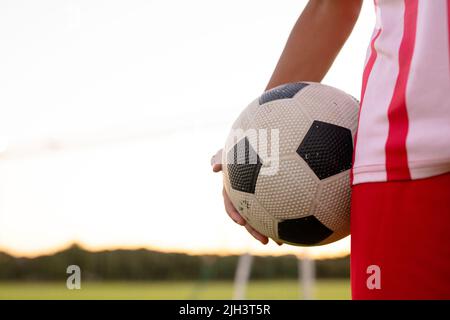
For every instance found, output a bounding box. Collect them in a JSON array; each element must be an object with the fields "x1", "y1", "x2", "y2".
[{"x1": 266, "y1": 0, "x2": 362, "y2": 90}]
